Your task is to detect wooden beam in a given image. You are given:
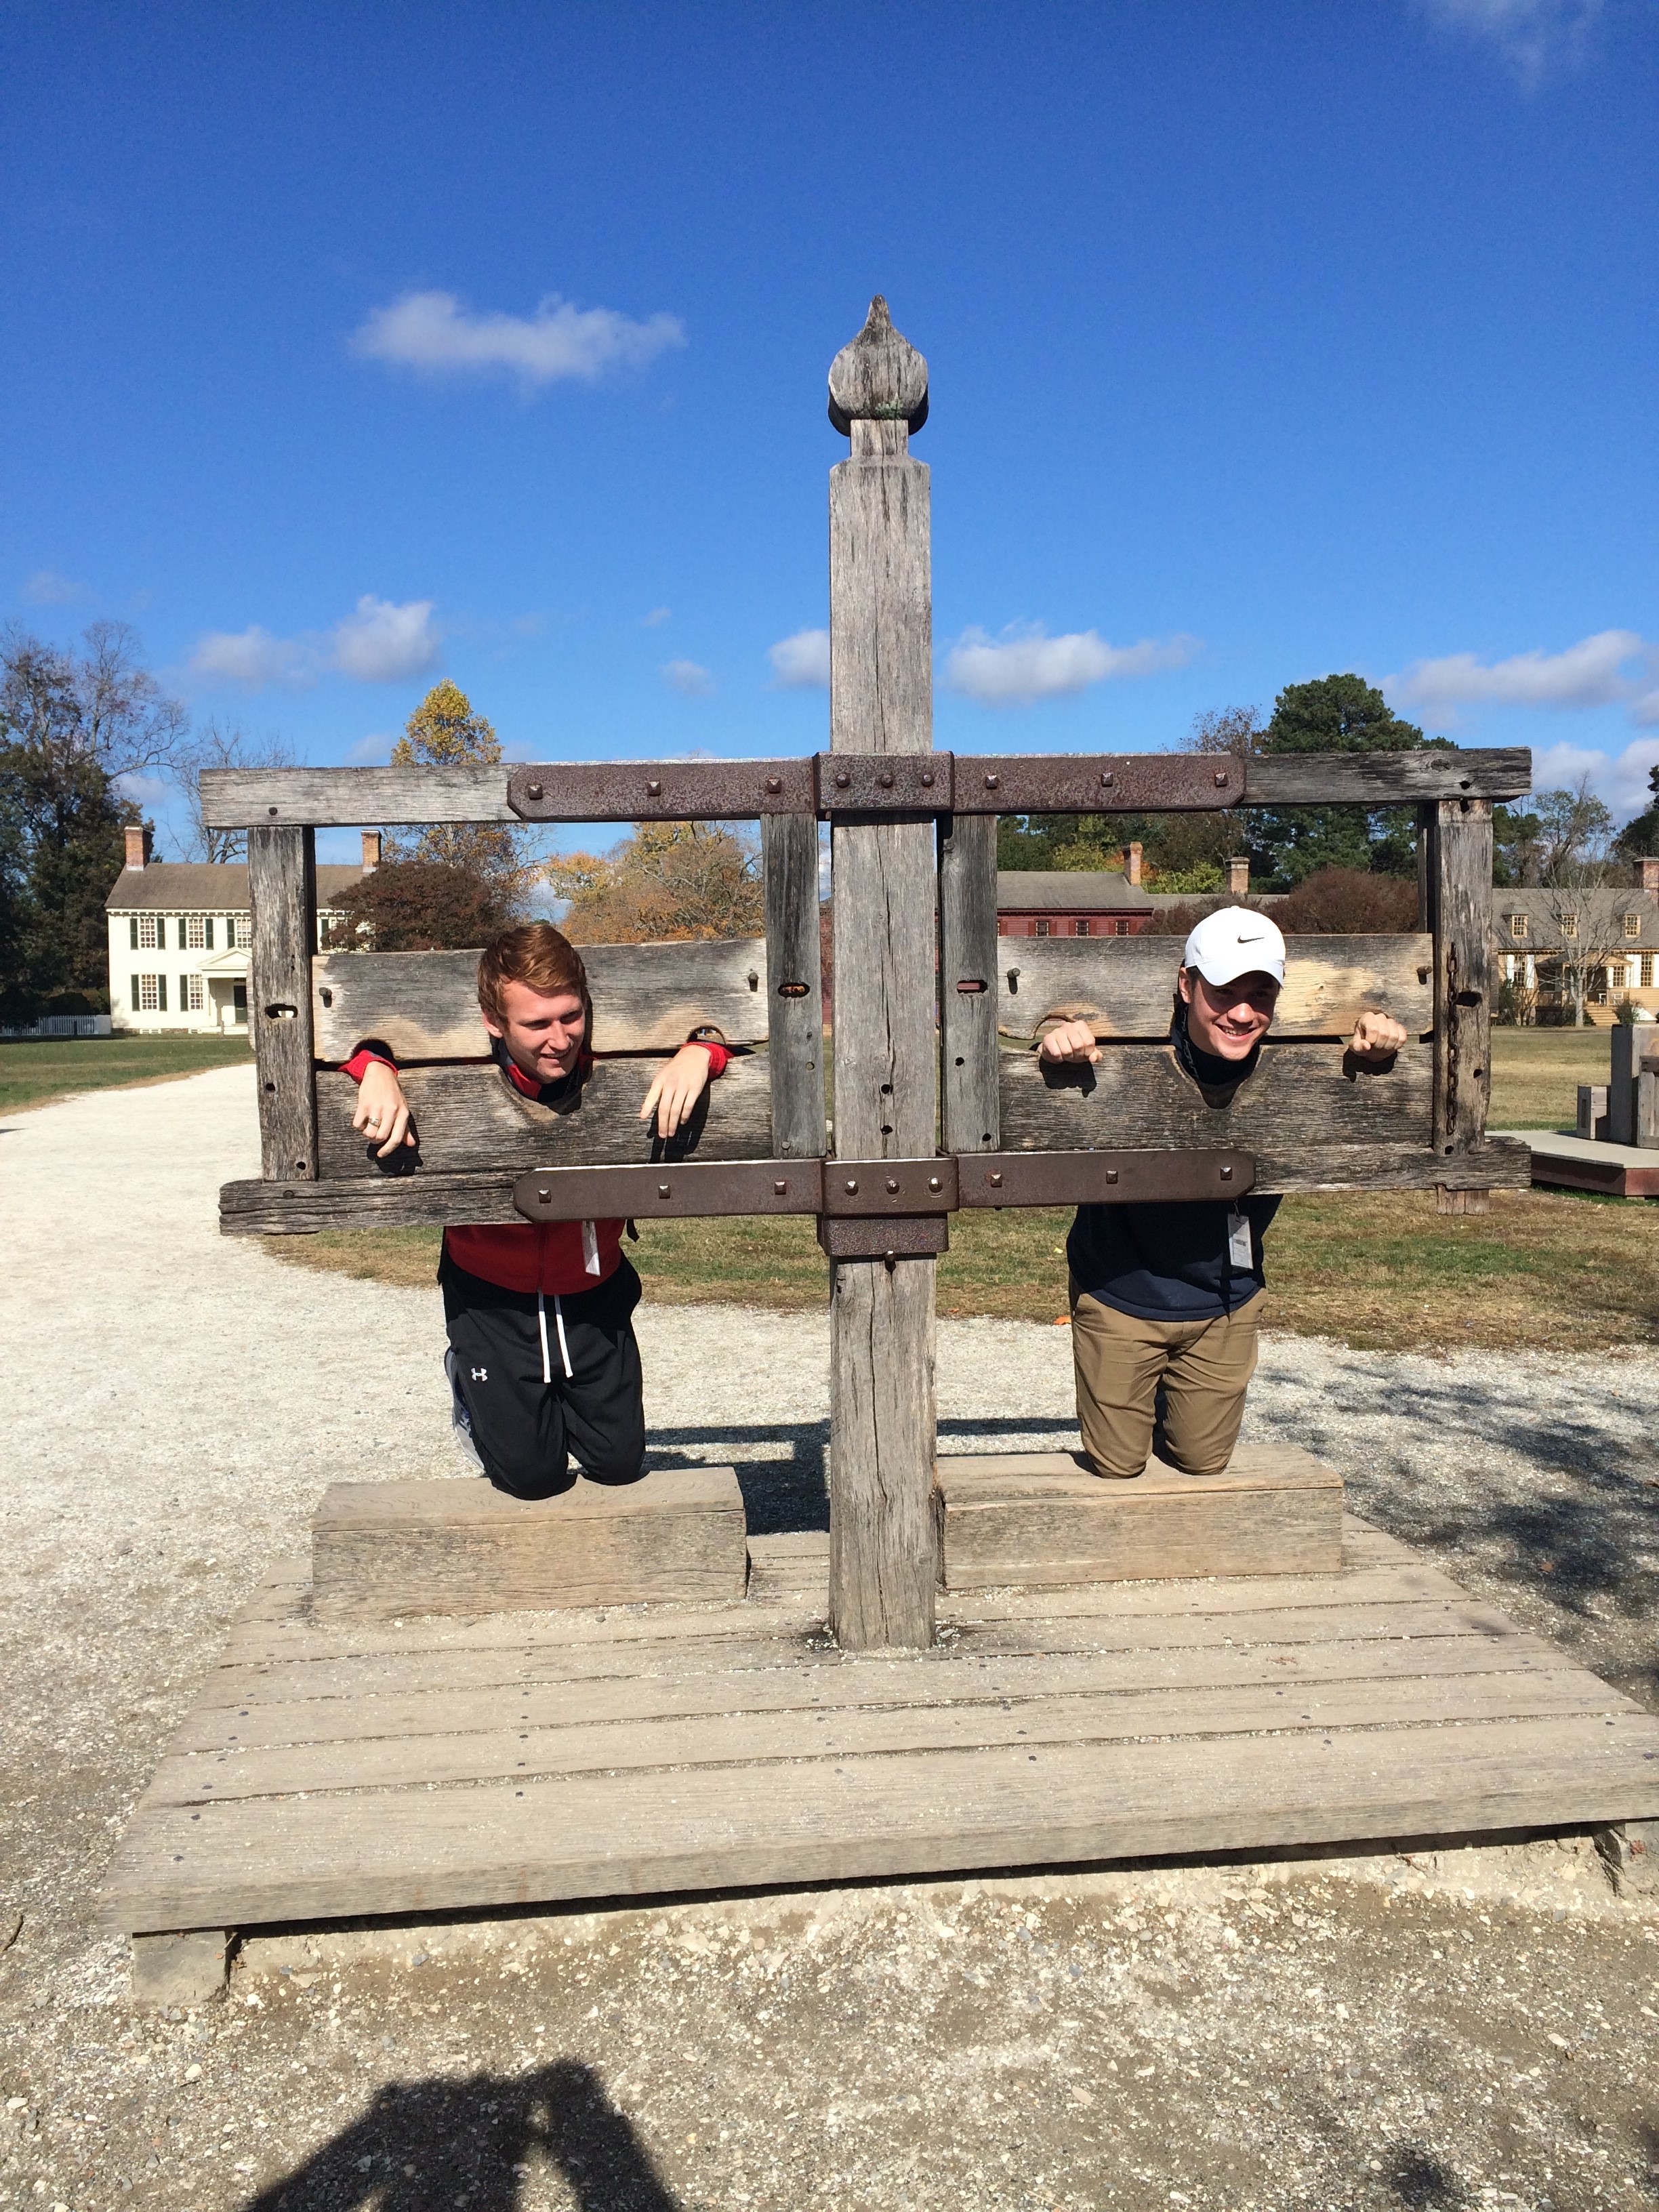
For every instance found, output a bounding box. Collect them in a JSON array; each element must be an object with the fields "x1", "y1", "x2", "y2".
[
  {"x1": 1243, "y1": 749, "x2": 1530, "y2": 805},
  {"x1": 762, "y1": 813, "x2": 826, "y2": 1158},
  {"x1": 940, "y1": 813, "x2": 1001, "y2": 1152},
  {"x1": 247, "y1": 825, "x2": 319, "y2": 1180},
  {"x1": 312, "y1": 938, "x2": 772, "y2": 1063},
  {"x1": 313, "y1": 1052, "x2": 774, "y2": 1179},
  {"x1": 996, "y1": 934, "x2": 1433, "y2": 1044},
  {"x1": 827, "y1": 302, "x2": 939, "y2": 1653},
  {"x1": 998, "y1": 1039, "x2": 1435, "y2": 1155}
]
